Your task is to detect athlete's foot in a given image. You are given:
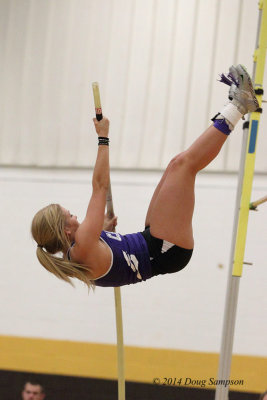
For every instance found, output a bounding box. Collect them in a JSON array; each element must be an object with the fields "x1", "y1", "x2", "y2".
[{"x1": 219, "y1": 64, "x2": 259, "y2": 115}]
